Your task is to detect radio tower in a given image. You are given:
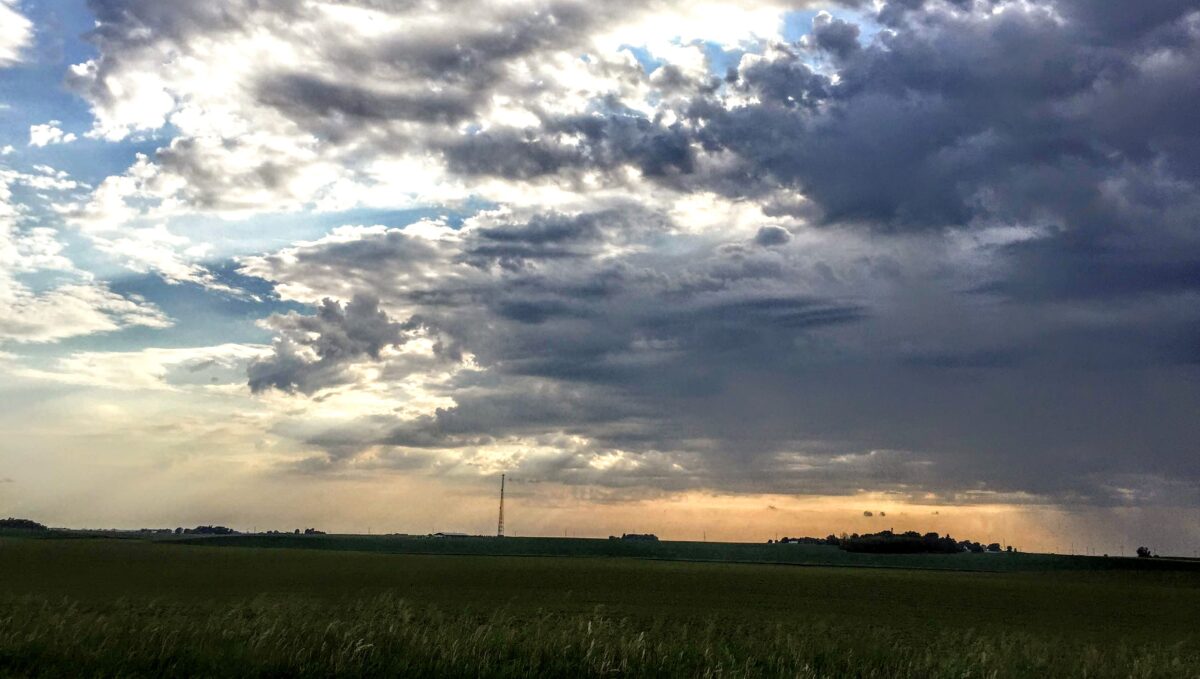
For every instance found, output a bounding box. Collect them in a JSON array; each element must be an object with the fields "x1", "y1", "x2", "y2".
[{"x1": 497, "y1": 473, "x2": 506, "y2": 538}]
